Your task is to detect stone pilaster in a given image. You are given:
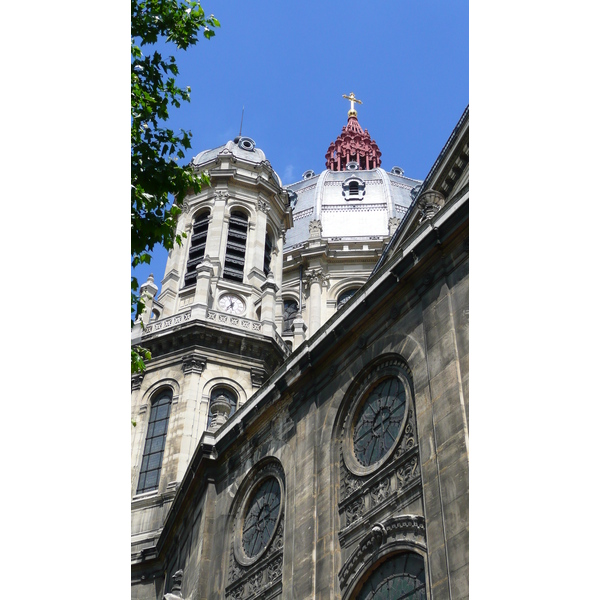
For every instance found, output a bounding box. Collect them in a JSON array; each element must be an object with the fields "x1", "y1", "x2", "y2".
[{"x1": 176, "y1": 353, "x2": 207, "y2": 481}]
